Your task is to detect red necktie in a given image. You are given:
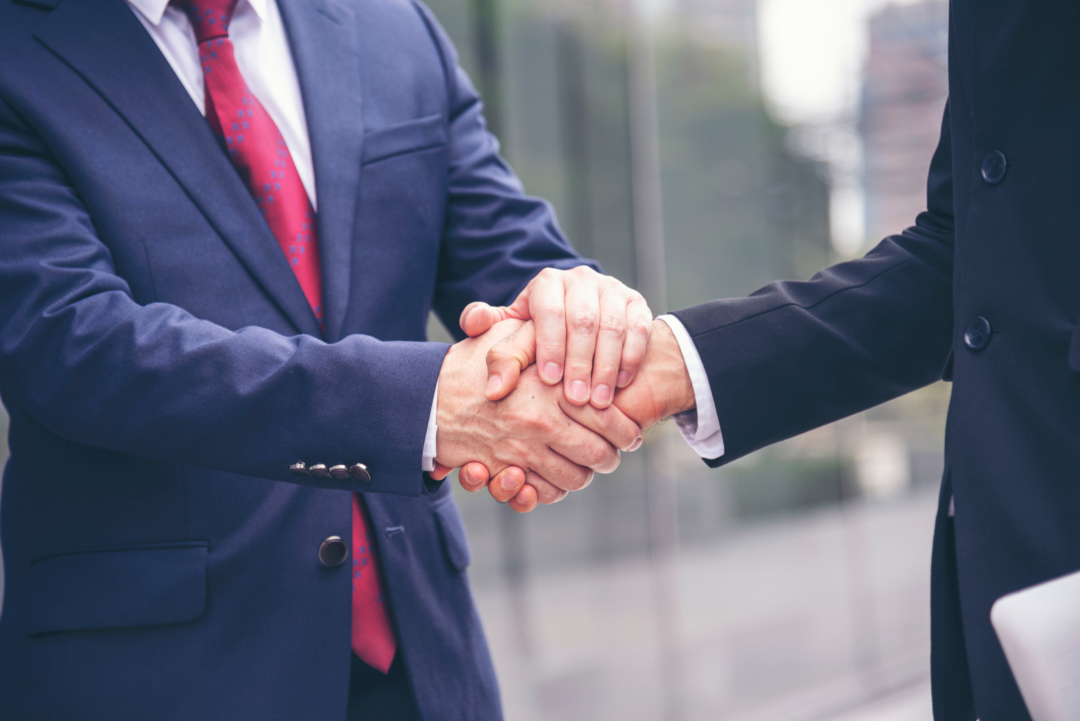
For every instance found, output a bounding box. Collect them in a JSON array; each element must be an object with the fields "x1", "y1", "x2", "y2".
[{"x1": 181, "y1": 0, "x2": 397, "y2": 673}]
